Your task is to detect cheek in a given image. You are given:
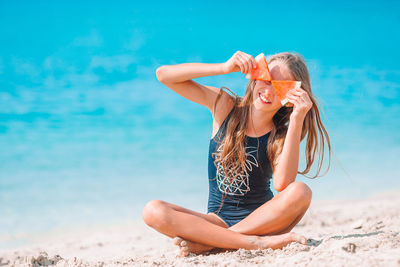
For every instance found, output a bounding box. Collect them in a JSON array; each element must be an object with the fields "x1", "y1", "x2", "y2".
[
  {"x1": 273, "y1": 96, "x2": 282, "y2": 108},
  {"x1": 253, "y1": 91, "x2": 259, "y2": 101}
]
